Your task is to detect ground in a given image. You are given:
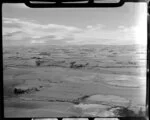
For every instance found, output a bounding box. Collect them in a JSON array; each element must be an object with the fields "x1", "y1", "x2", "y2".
[{"x1": 3, "y1": 44, "x2": 146, "y2": 117}]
